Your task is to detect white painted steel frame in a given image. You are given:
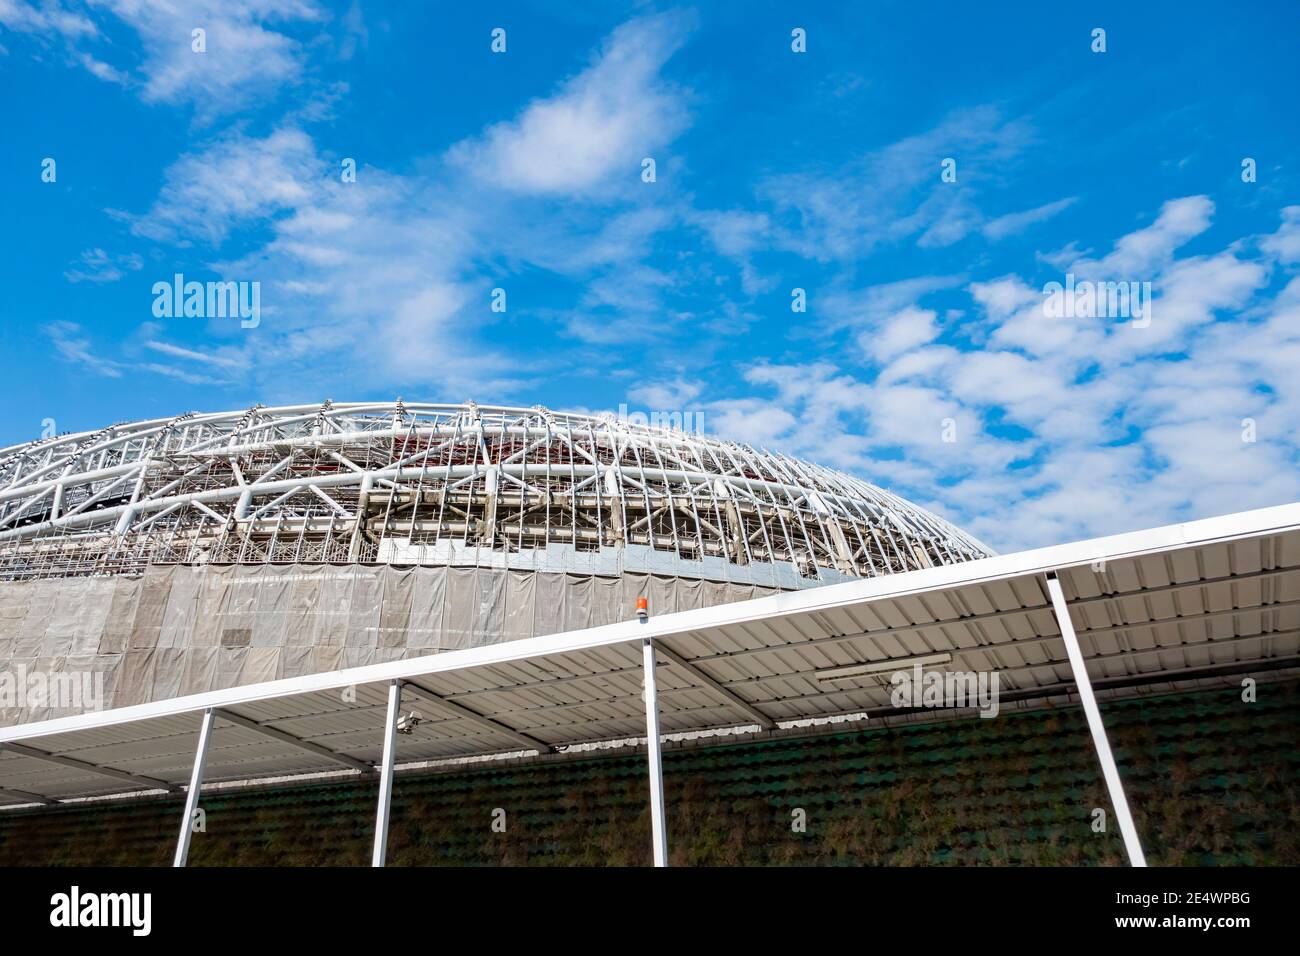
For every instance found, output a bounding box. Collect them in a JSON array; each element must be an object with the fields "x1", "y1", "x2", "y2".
[
  {"x1": 642, "y1": 637, "x2": 669, "y2": 867},
  {"x1": 173, "y1": 708, "x2": 215, "y2": 868},
  {"x1": 1046, "y1": 575, "x2": 1147, "y2": 866},
  {"x1": 372, "y1": 681, "x2": 402, "y2": 868},
  {"x1": 0, "y1": 401, "x2": 990, "y2": 581}
]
